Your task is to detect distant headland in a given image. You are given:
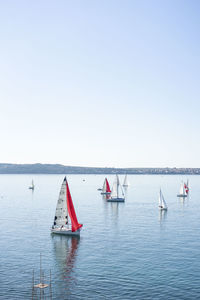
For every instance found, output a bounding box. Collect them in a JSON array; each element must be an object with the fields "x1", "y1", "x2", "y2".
[{"x1": 0, "y1": 163, "x2": 199, "y2": 174}]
